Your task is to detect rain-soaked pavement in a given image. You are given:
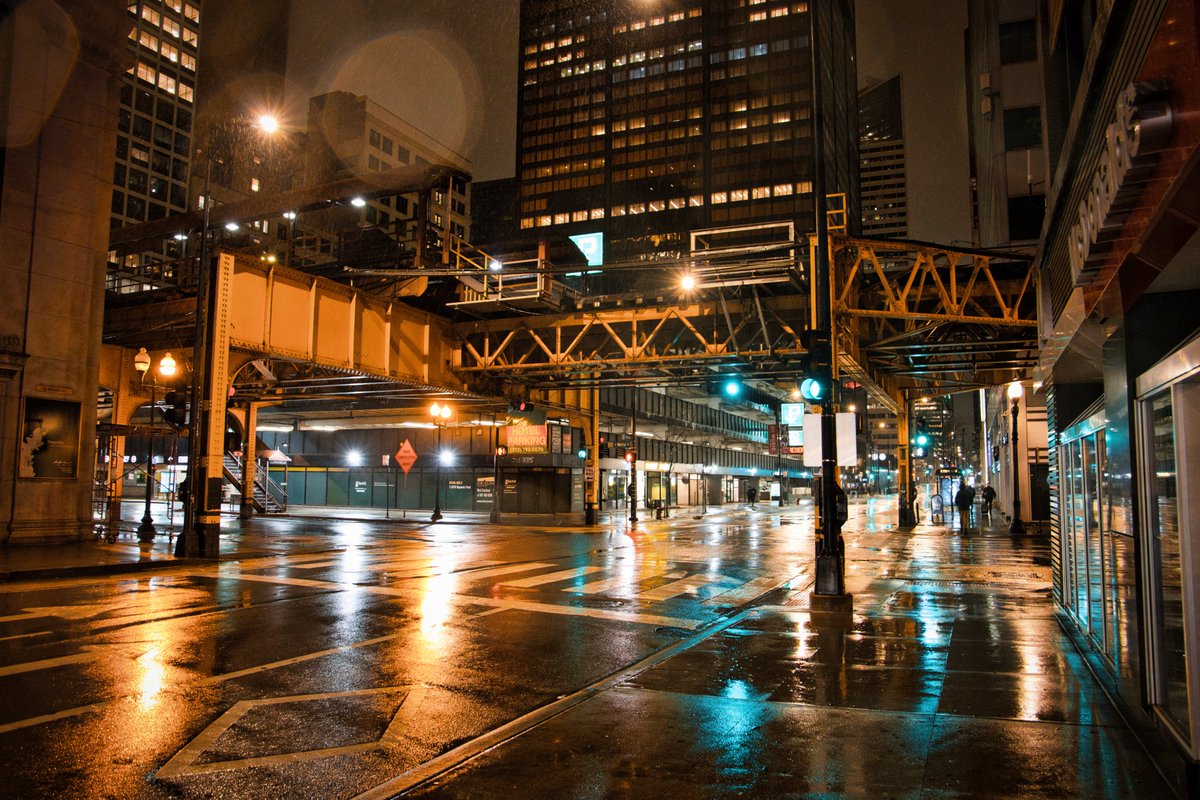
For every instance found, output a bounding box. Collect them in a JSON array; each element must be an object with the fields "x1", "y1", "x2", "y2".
[{"x1": 0, "y1": 497, "x2": 1171, "y2": 799}]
